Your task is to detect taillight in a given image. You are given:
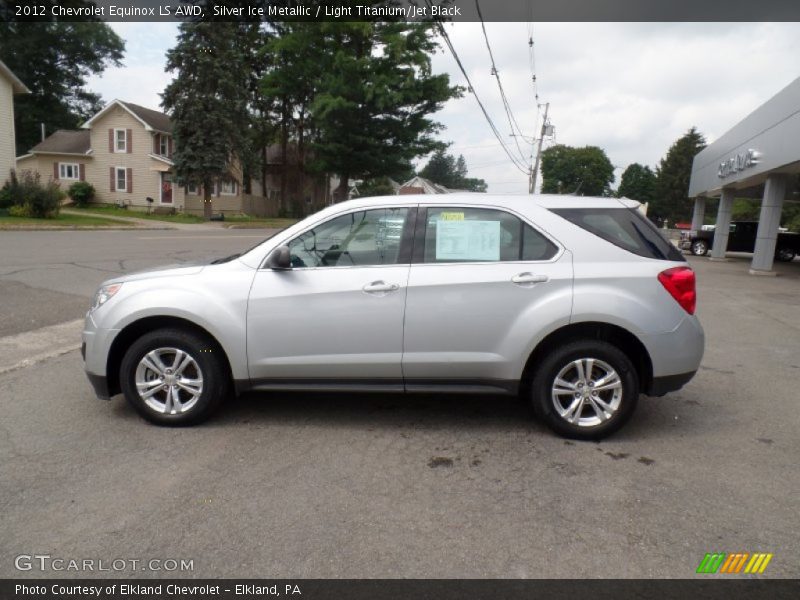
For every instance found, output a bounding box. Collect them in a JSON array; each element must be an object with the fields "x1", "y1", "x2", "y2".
[{"x1": 658, "y1": 267, "x2": 696, "y2": 314}]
